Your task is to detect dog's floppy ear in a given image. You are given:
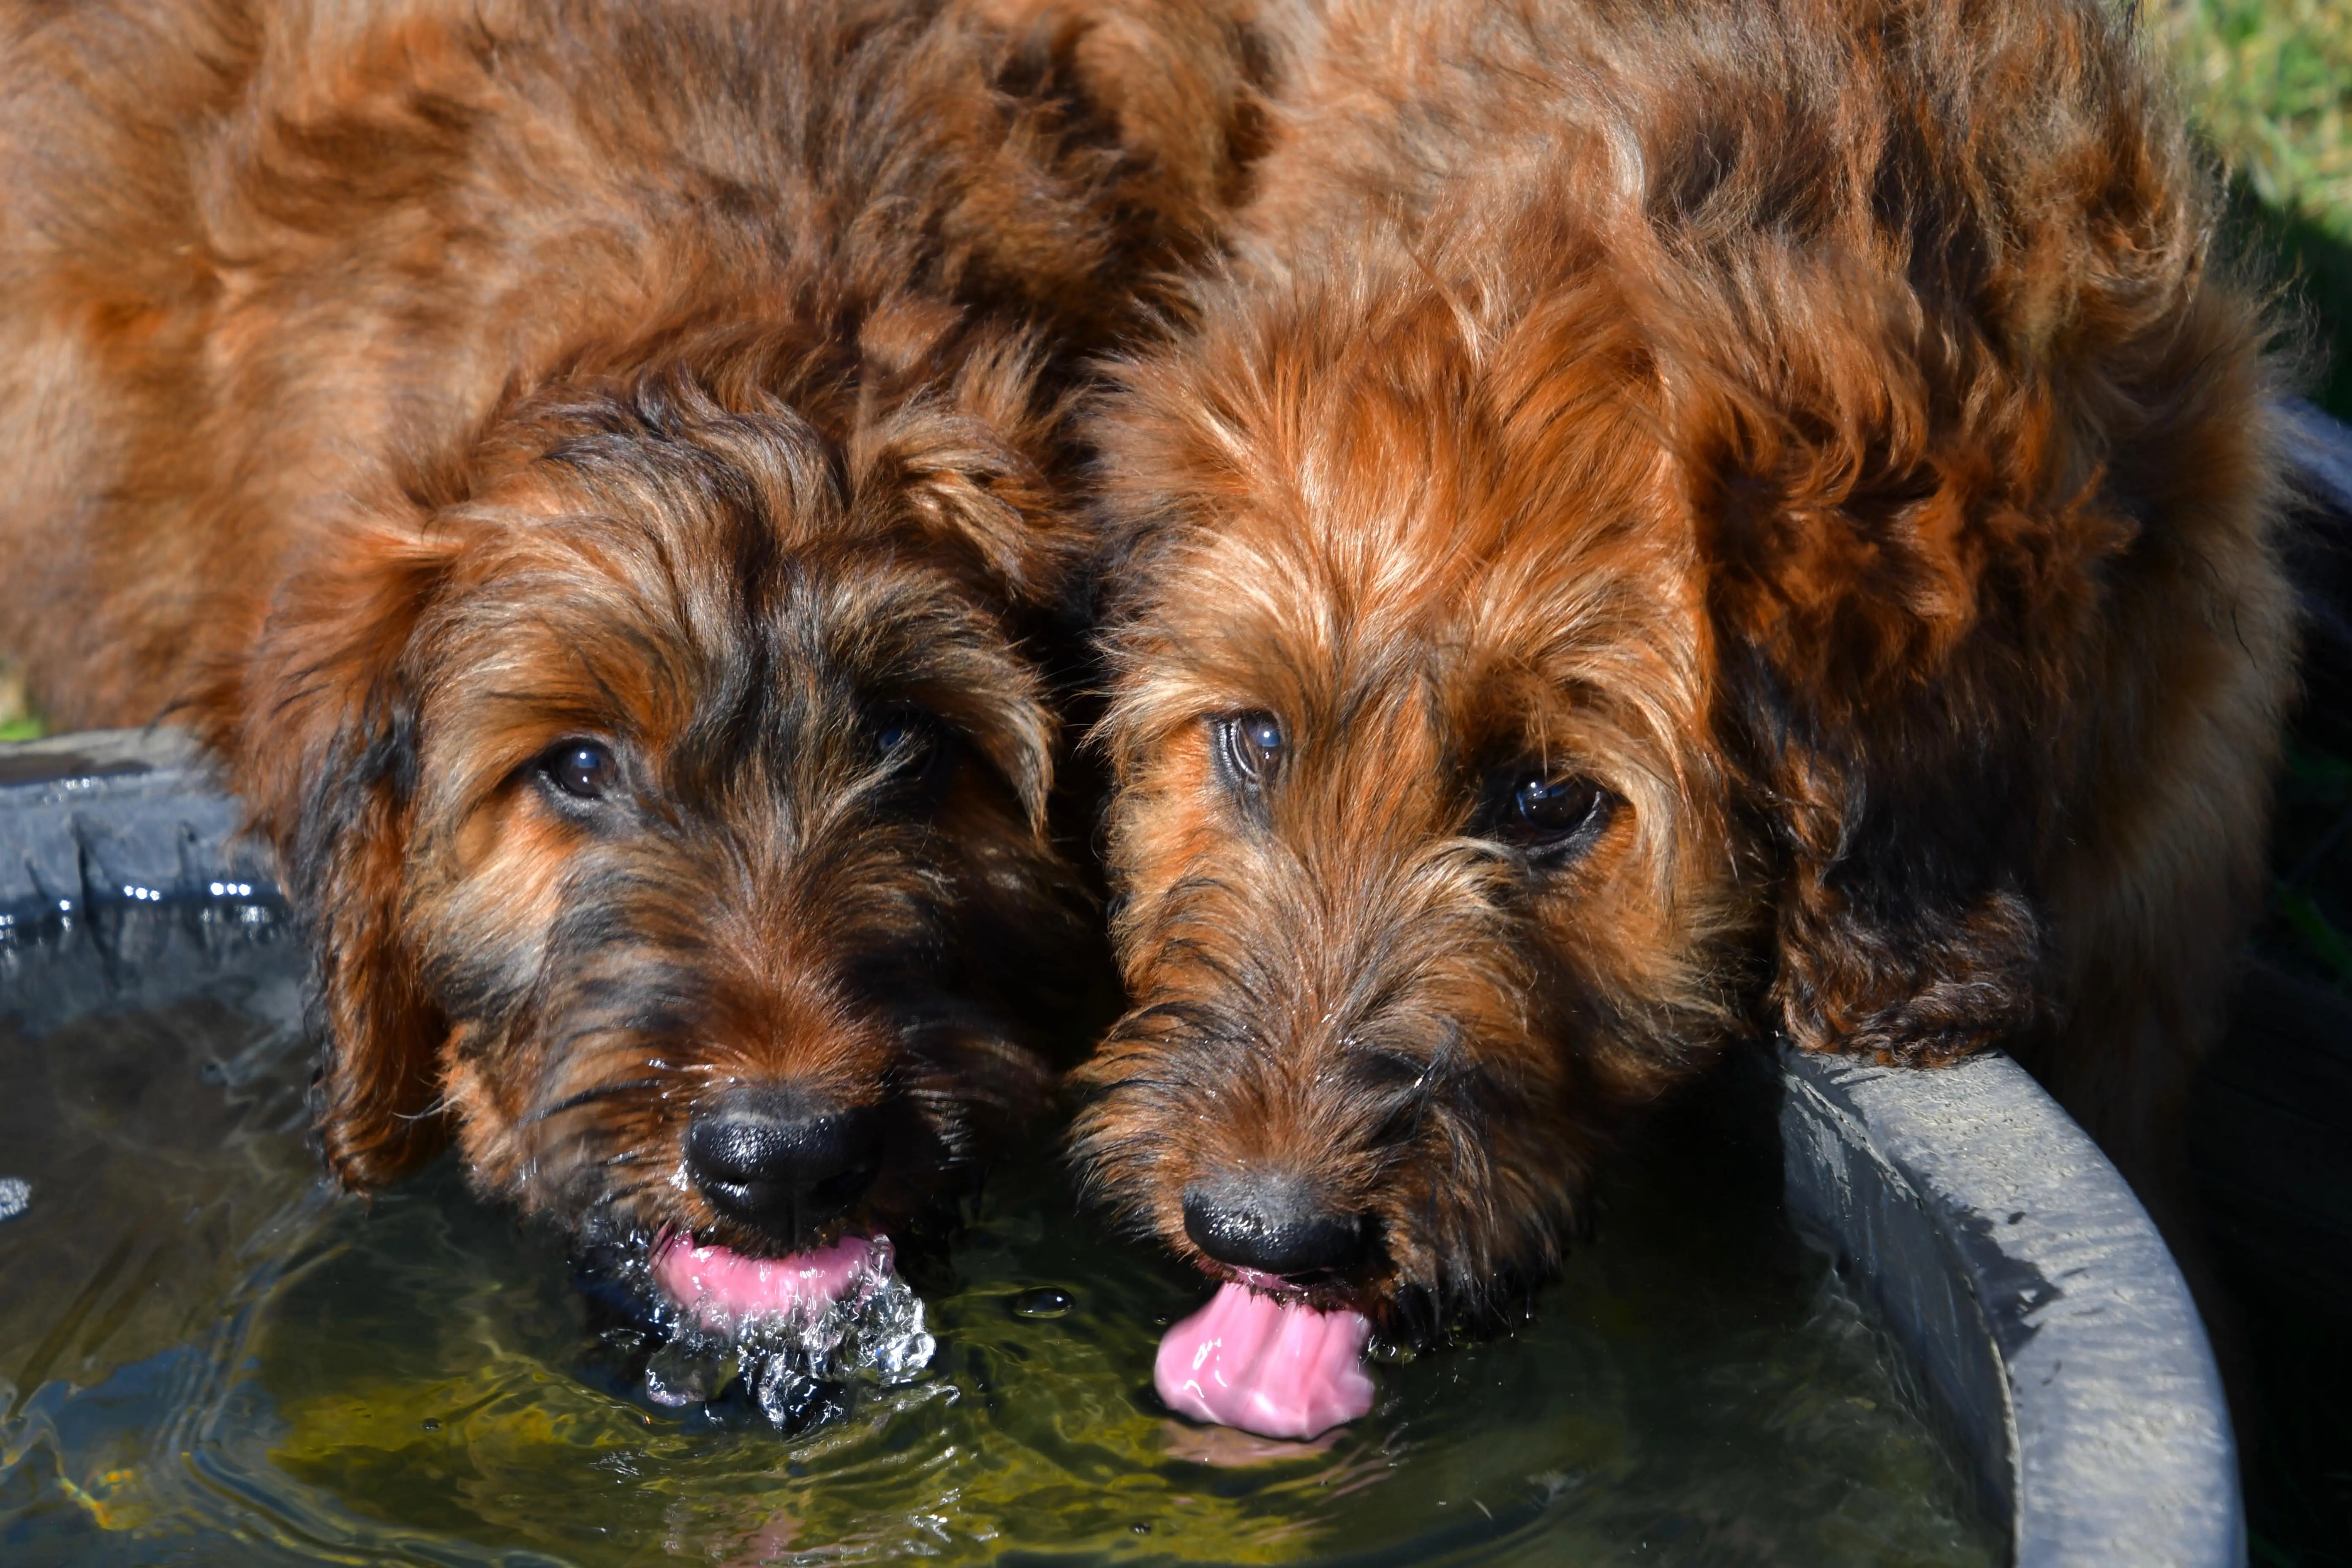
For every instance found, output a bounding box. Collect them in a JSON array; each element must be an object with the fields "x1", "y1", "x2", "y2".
[
  {"x1": 1674, "y1": 375, "x2": 2119, "y2": 1064},
  {"x1": 193, "y1": 508, "x2": 462, "y2": 1187},
  {"x1": 975, "y1": 0, "x2": 1280, "y2": 267},
  {"x1": 849, "y1": 336, "x2": 1088, "y2": 611}
]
